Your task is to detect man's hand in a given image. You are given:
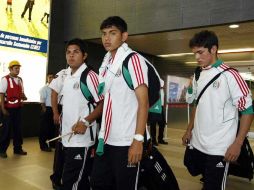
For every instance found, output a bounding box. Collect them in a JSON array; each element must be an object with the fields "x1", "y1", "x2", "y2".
[
  {"x1": 182, "y1": 129, "x2": 192, "y2": 146},
  {"x1": 21, "y1": 93, "x2": 27, "y2": 101},
  {"x1": 41, "y1": 104, "x2": 46, "y2": 113},
  {"x1": 72, "y1": 121, "x2": 87, "y2": 134},
  {"x1": 224, "y1": 141, "x2": 242, "y2": 162},
  {"x1": 41, "y1": 107, "x2": 46, "y2": 113},
  {"x1": 128, "y1": 140, "x2": 143, "y2": 164},
  {"x1": 2, "y1": 108, "x2": 9, "y2": 116}
]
